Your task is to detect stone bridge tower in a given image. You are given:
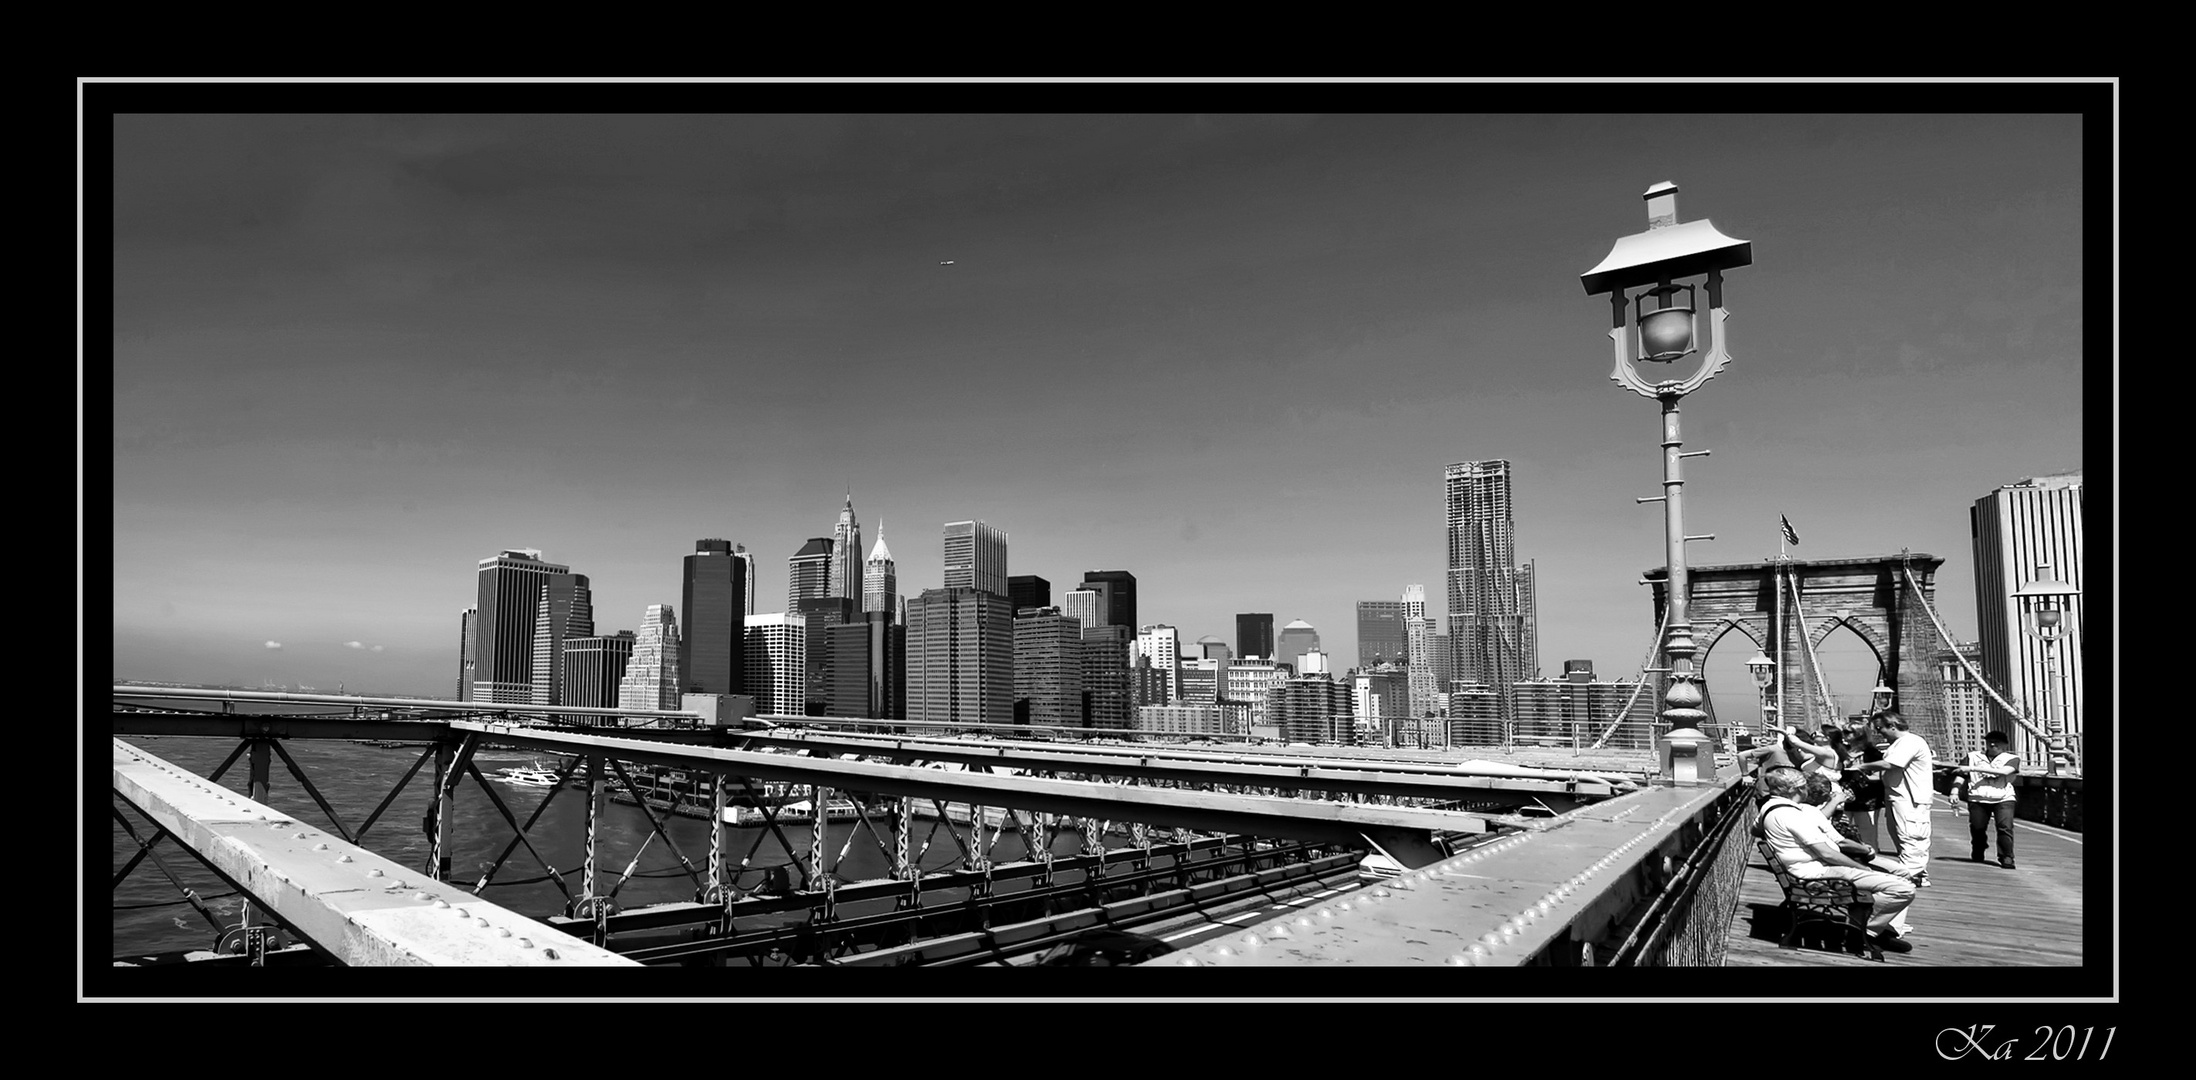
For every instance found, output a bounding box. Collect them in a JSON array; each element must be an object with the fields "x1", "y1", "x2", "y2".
[{"x1": 1644, "y1": 552, "x2": 1950, "y2": 753}]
